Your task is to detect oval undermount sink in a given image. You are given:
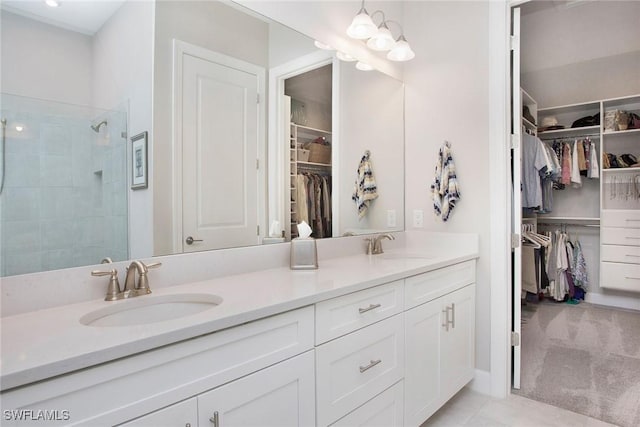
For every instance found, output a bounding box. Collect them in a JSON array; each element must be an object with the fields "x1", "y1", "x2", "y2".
[{"x1": 80, "y1": 293, "x2": 223, "y2": 327}]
